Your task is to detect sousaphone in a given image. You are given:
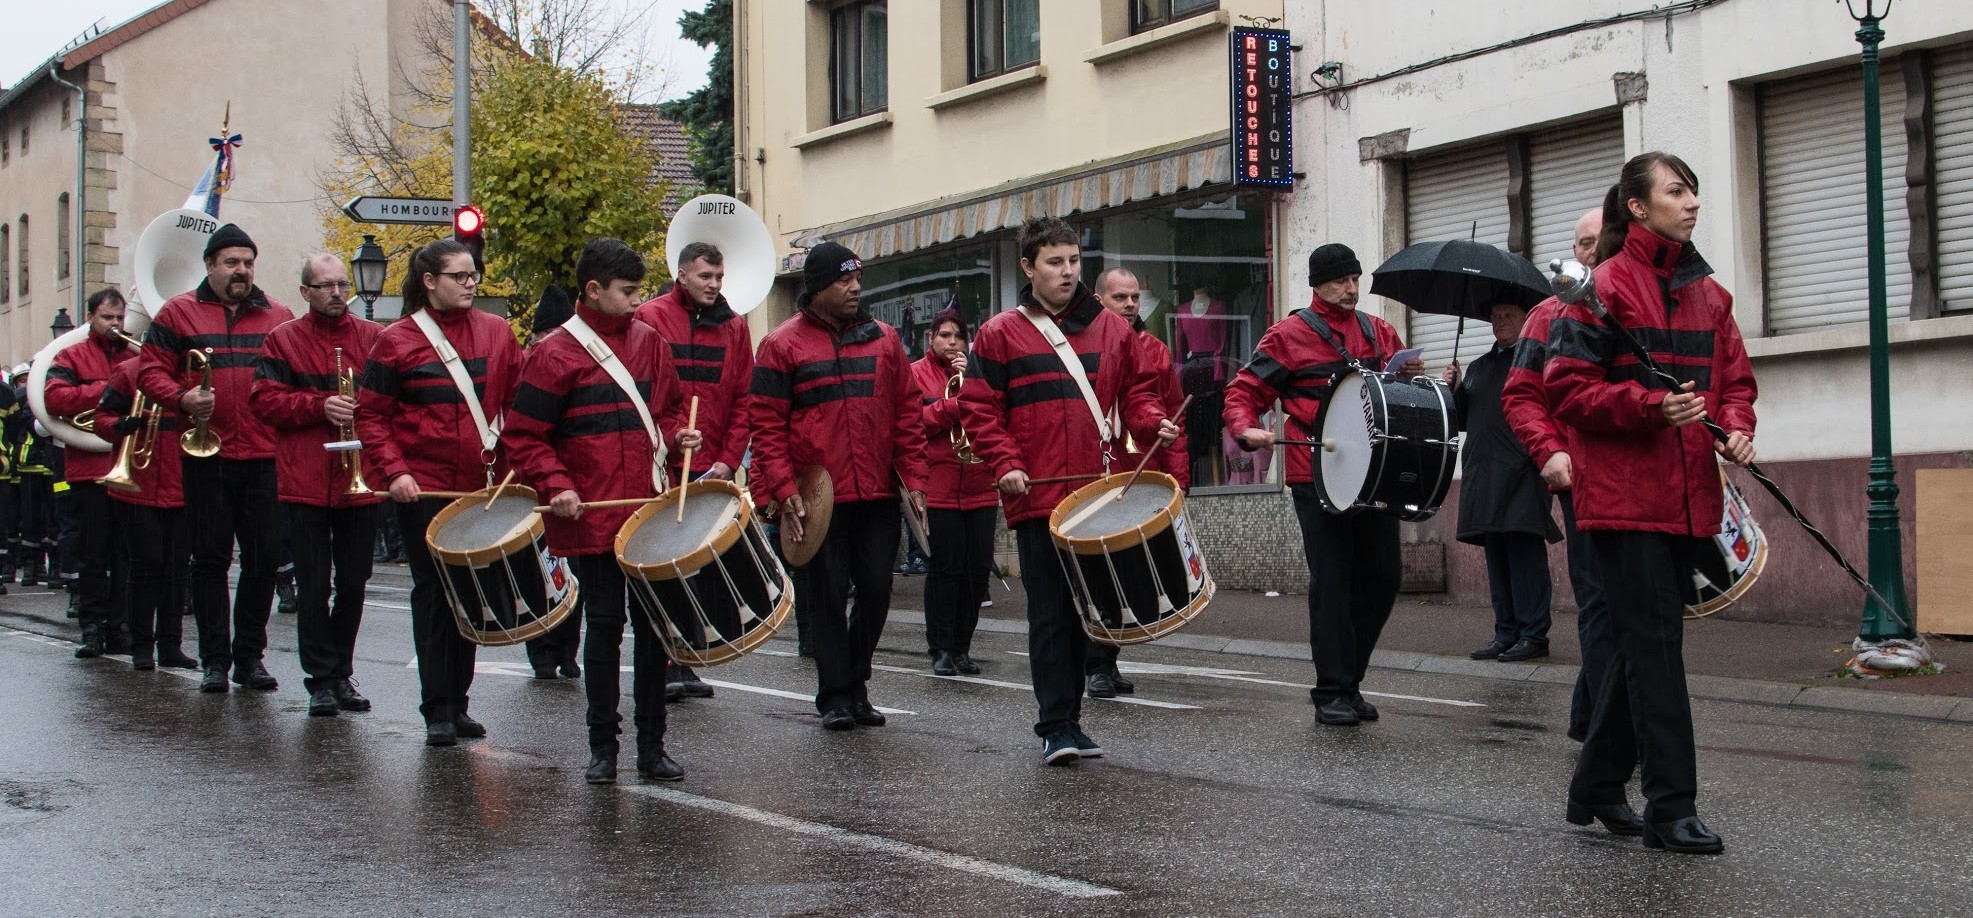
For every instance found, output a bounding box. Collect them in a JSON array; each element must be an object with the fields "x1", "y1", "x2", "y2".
[{"x1": 666, "y1": 194, "x2": 776, "y2": 315}]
